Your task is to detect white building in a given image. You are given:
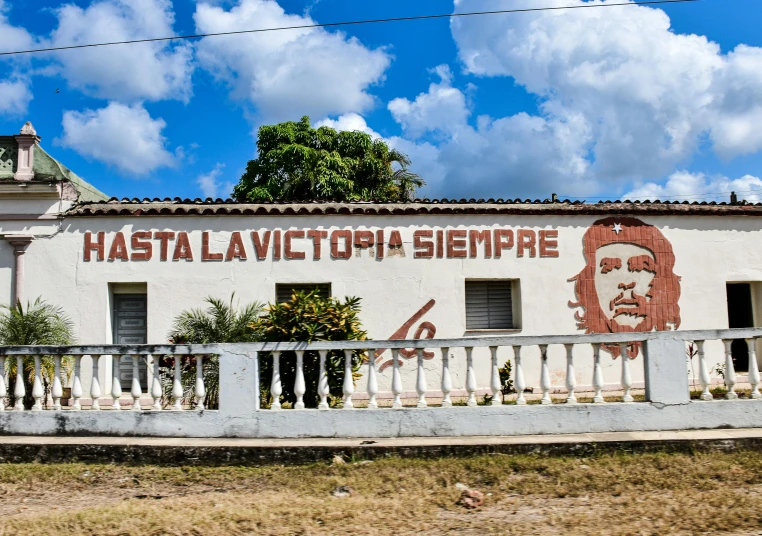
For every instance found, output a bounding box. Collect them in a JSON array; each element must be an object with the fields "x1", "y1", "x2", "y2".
[{"x1": 2, "y1": 123, "x2": 761, "y2": 403}]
